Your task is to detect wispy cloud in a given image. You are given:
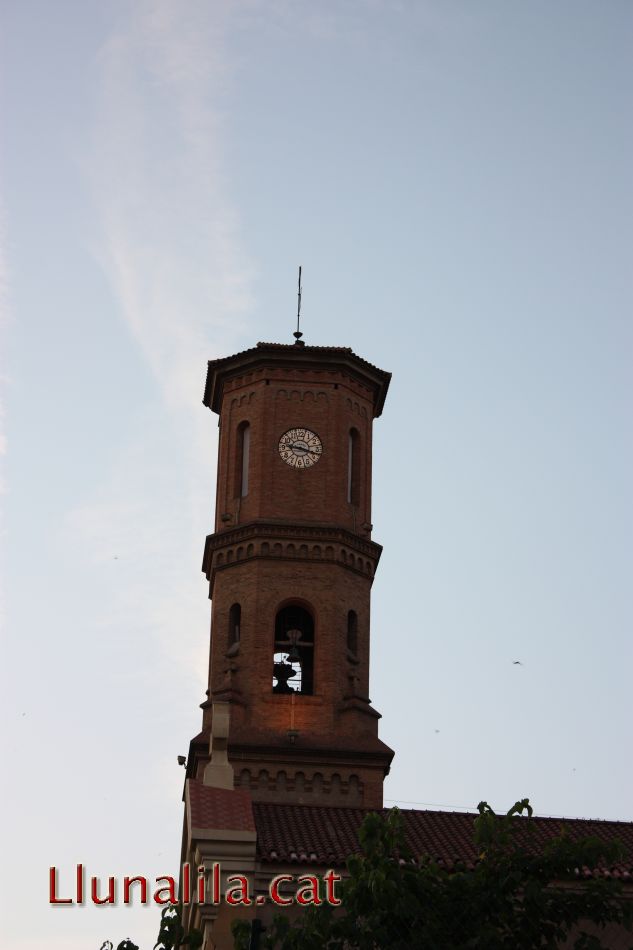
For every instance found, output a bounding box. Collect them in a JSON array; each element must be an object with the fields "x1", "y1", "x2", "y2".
[
  {"x1": 71, "y1": 0, "x2": 255, "y2": 682},
  {"x1": 0, "y1": 198, "x2": 9, "y2": 634},
  {"x1": 90, "y1": 0, "x2": 254, "y2": 410}
]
